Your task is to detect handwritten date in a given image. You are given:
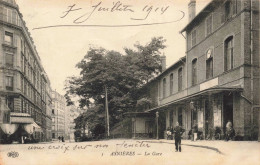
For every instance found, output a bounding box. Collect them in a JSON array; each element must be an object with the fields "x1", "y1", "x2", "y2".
[{"x1": 61, "y1": 1, "x2": 169, "y2": 24}]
